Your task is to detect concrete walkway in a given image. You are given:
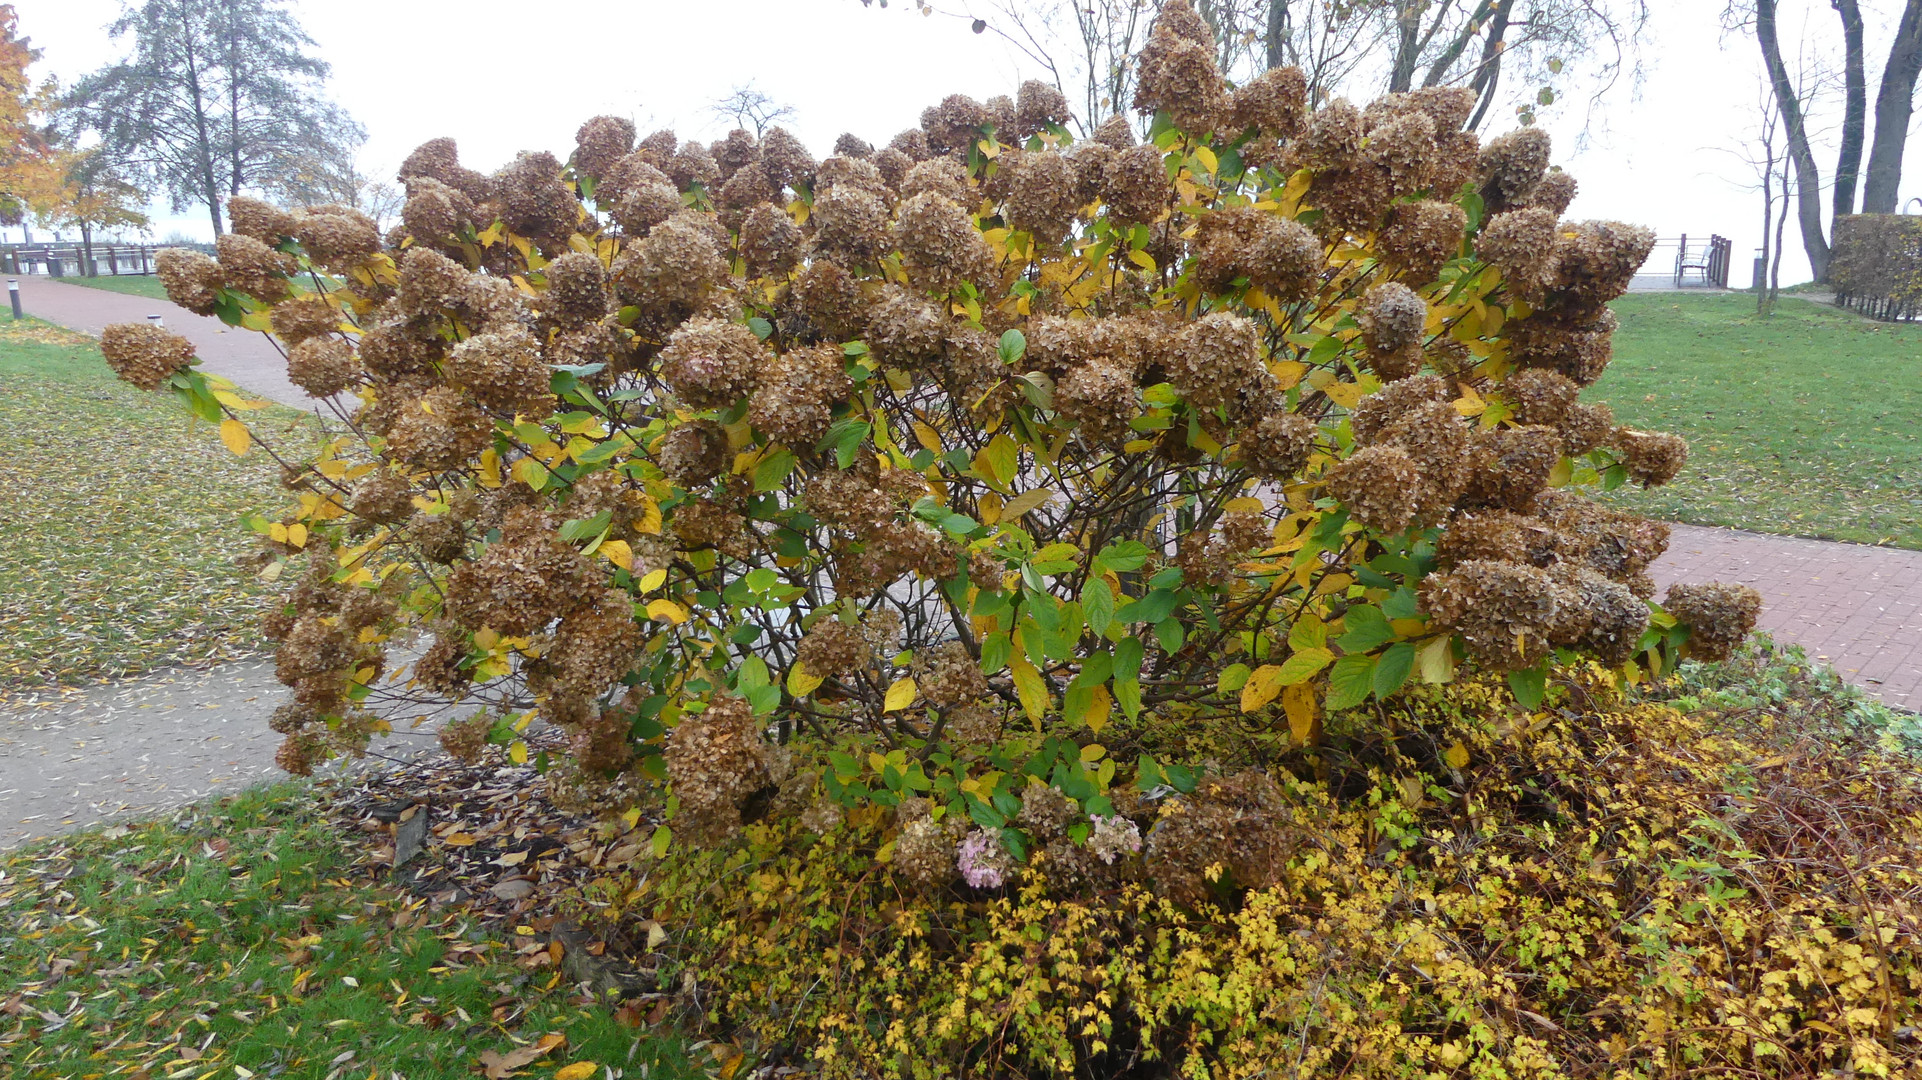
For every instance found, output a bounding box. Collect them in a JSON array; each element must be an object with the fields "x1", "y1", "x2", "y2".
[
  {"x1": 12, "y1": 274, "x2": 332, "y2": 411},
  {"x1": 1652, "y1": 524, "x2": 1922, "y2": 709},
  {"x1": 0, "y1": 662, "x2": 446, "y2": 851}
]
